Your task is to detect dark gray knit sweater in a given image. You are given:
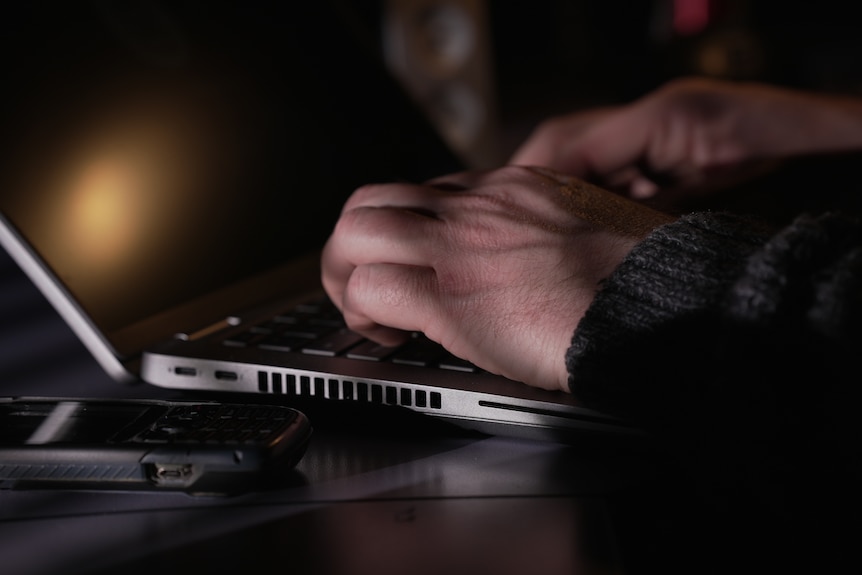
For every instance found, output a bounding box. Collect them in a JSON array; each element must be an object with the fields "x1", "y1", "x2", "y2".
[
  {"x1": 568, "y1": 210, "x2": 861, "y2": 435},
  {"x1": 567, "y1": 211, "x2": 862, "y2": 572}
]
